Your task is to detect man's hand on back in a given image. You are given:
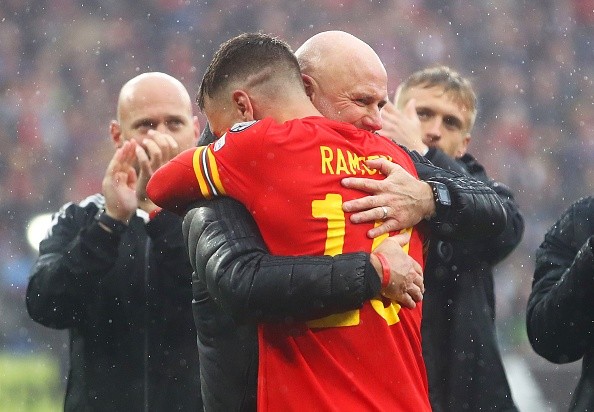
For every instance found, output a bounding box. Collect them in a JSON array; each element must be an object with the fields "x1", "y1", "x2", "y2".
[{"x1": 342, "y1": 158, "x2": 435, "y2": 238}]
